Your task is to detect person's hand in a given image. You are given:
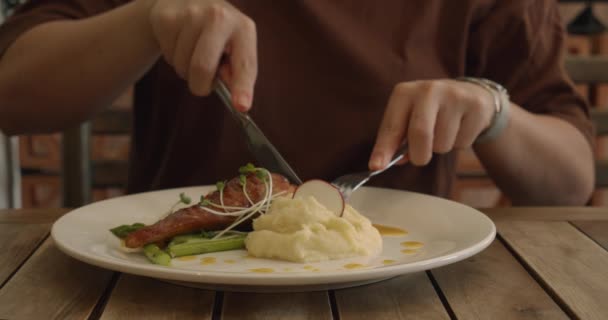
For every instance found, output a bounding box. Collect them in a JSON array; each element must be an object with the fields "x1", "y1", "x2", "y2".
[
  {"x1": 147, "y1": 0, "x2": 257, "y2": 111},
  {"x1": 369, "y1": 79, "x2": 496, "y2": 170}
]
